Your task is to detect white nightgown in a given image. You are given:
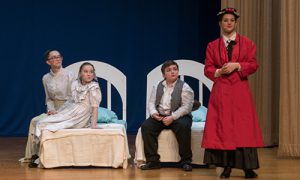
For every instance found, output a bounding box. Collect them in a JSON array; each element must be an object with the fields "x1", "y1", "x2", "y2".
[{"x1": 34, "y1": 80, "x2": 102, "y2": 142}]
